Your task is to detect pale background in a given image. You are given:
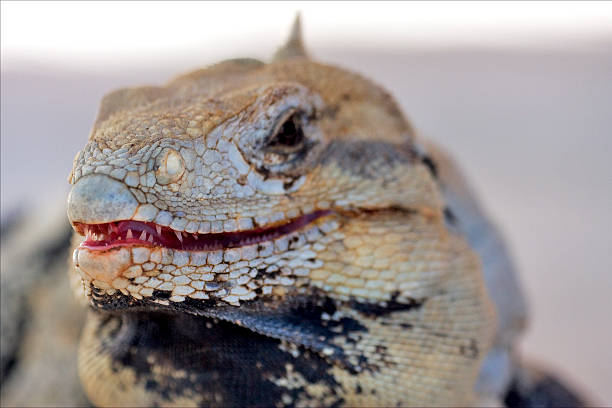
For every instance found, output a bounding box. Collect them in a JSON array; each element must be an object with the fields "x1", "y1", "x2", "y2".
[{"x1": 2, "y1": 1, "x2": 611, "y2": 403}]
